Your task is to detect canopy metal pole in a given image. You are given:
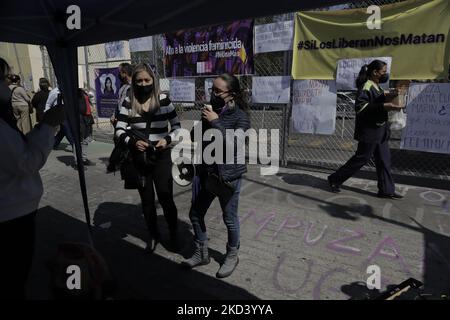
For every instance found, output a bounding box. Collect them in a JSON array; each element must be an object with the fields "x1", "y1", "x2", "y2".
[
  {"x1": 83, "y1": 46, "x2": 98, "y2": 129},
  {"x1": 46, "y1": 44, "x2": 94, "y2": 246}
]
